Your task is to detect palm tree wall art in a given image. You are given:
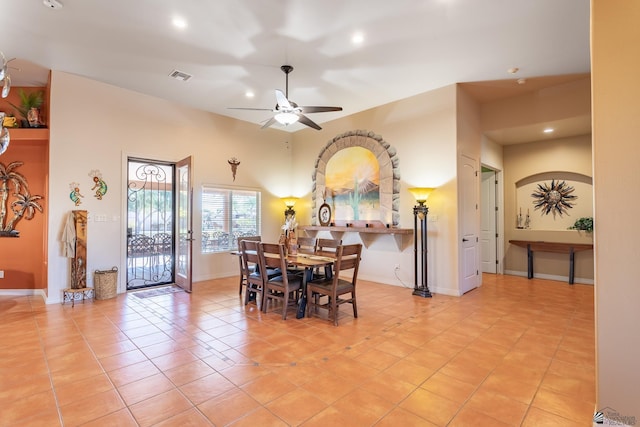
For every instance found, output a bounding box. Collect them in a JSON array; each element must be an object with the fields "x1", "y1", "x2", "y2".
[{"x1": 0, "y1": 161, "x2": 44, "y2": 237}]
